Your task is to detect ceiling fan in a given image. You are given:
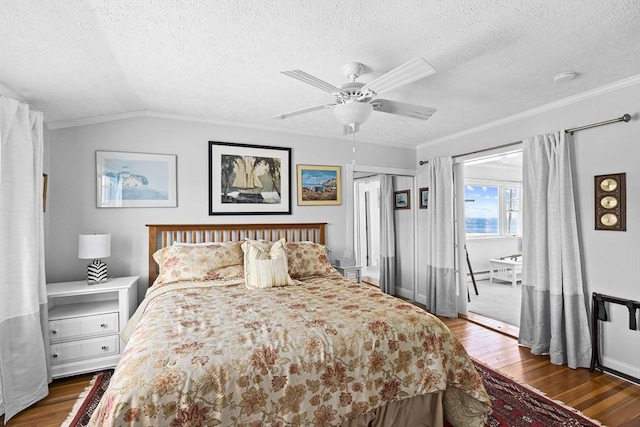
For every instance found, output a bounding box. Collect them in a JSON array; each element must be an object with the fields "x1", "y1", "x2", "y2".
[{"x1": 273, "y1": 57, "x2": 437, "y2": 134}]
